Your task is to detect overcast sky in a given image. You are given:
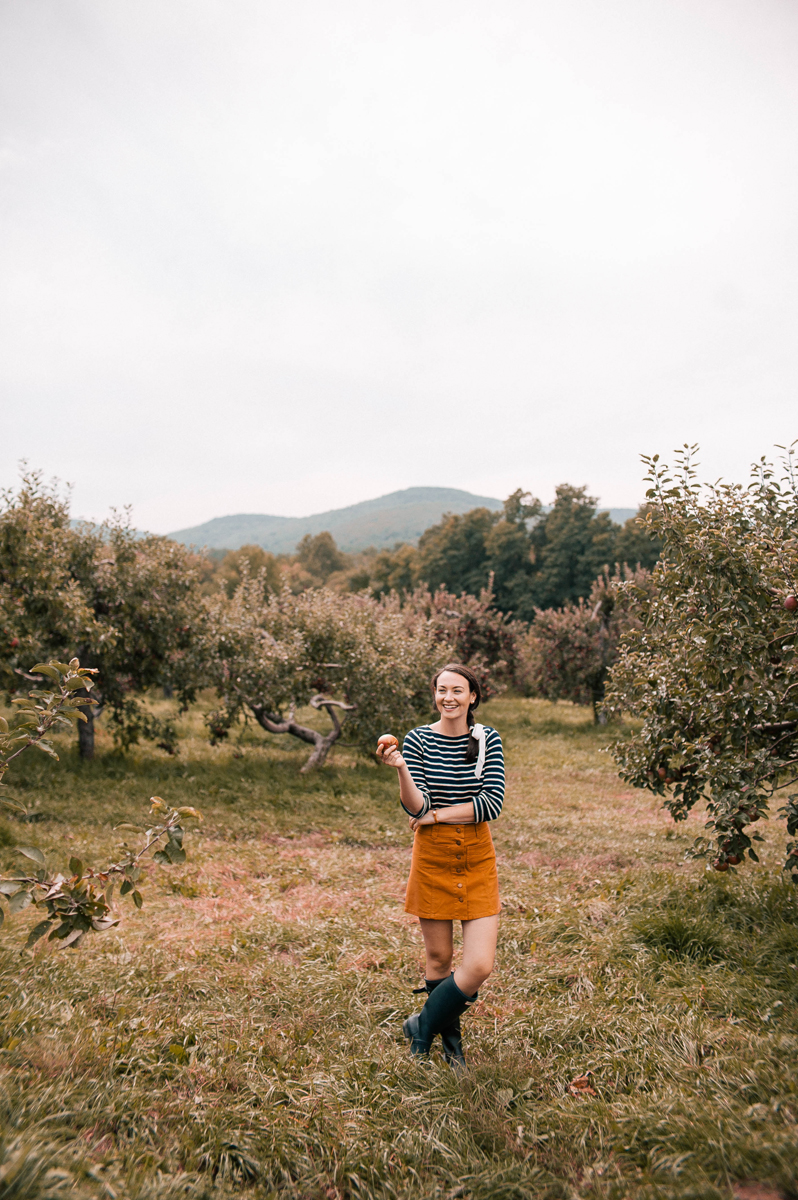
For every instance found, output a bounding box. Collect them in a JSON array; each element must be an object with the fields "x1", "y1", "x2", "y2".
[{"x1": 2, "y1": 0, "x2": 797, "y2": 532}]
